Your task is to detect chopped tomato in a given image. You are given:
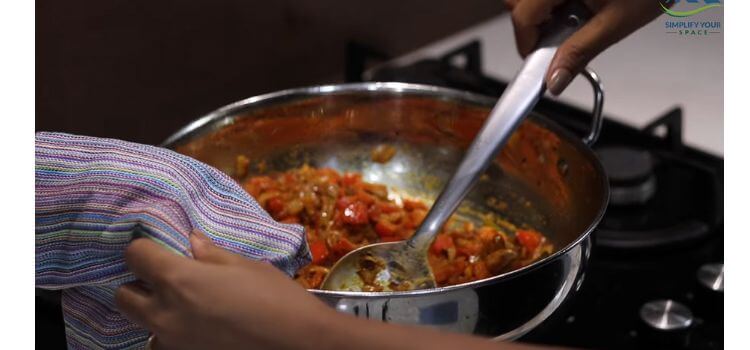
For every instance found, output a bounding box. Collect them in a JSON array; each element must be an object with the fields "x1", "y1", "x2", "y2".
[
  {"x1": 342, "y1": 173, "x2": 361, "y2": 186},
  {"x1": 368, "y1": 205, "x2": 382, "y2": 221},
  {"x1": 318, "y1": 168, "x2": 341, "y2": 184},
  {"x1": 431, "y1": 234, "x2": 455, "y2": 255},
  {"x1": 245, "y1": 176, "x2": 273, "y2": 193},
  {"x1": 472, "y1": 261, "x2": 490, "y2": 279},
  {"x1": 368, "y1": 202, "x2": 401, "y2": 221},
  {"x1": 355, "y1": 189, "x2": 377, "y2": 205},
  {"x1": 243, "y1": 166, "x2": 551, "y2": 290},
  {"x1": 403, "y1": 199, "x2": 428, "y2": 211},
  {"x1": 516, "y1": 229, "x2": 542, "y2": 252},
  {"x1": 407, "y1": 209, "x2": 427, "y2": 228},
  {"x1": 342, "y1": 201, "x2": 369, "y2": 225},
  {"x1": 455, "y1": 238, "x2": 483, "y2": 256},
  {"x1": 331, "y1": 236, "x2": 356, "y2": 256},
  {"x1": 478, "y1": 227, "x2": 497, "y2": 243},
  {"x1": 309, "y1": 241, "x2": 329, "y2": 264},
  {"x1": 296, "y1": 265, "x2": 328, "y2": 289},
  {"x1": 280, "y1": 216, "x2": 300, "y2": 224},
  {"x1": 281, "y1": 173, "x2": 295, "y2": 185},
  {"x1": 267, "y1": 197, "x2": 284, "y2": 216},
  {"x1": 432, "y1": 266, "x2": 451, "y2": 284},
  {"x1": 374, "y1": 220, "x2": 398, "y2": 238},
  {"x1": 378, "y1": 202, "x2": 401, "y2": 214},
  {"x1": 432, "y1": 259, "x2": 465, "y2": 285},
  {"x1": 336, "y1": 196, "x2": 355, "y2": 210}
]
